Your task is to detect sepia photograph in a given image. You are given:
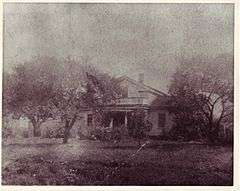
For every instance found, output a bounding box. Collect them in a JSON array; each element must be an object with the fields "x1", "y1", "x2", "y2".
[{"x1": 1, "y1": 2, "x2": 235, "y2": 187}]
